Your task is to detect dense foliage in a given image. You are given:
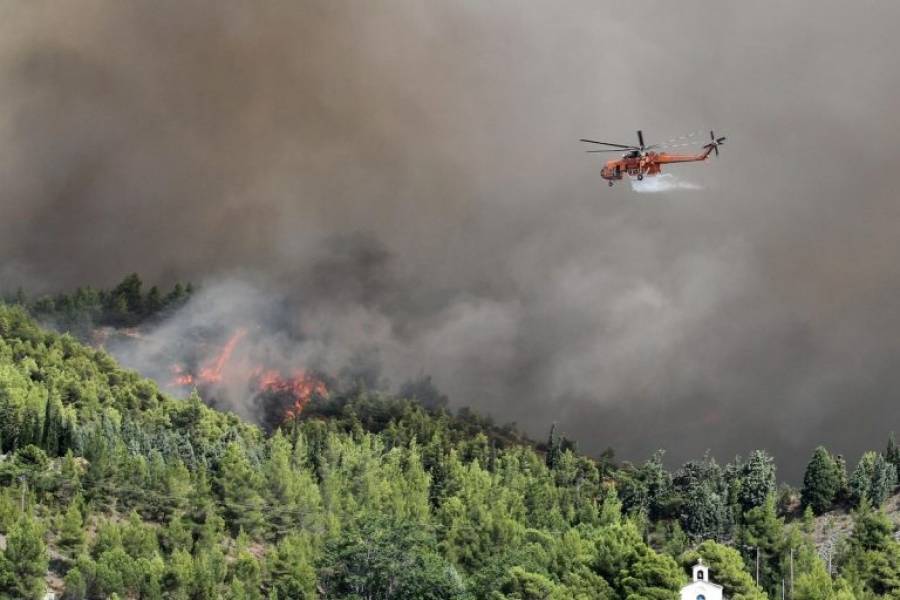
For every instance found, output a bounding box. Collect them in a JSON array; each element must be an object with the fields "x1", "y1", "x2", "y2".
[
  {"x1": 4, "y1": 273, "x2": 193, "y2": 337},
  {"x1": 1, "y1": 303, "x2": 900, "y2": 598}
]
